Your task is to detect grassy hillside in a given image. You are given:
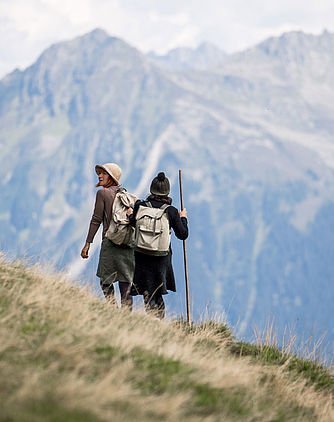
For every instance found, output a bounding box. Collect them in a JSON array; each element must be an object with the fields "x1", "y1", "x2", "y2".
[{"x1": 0, "y1": 257, "x2": 333, "y2": 421}]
